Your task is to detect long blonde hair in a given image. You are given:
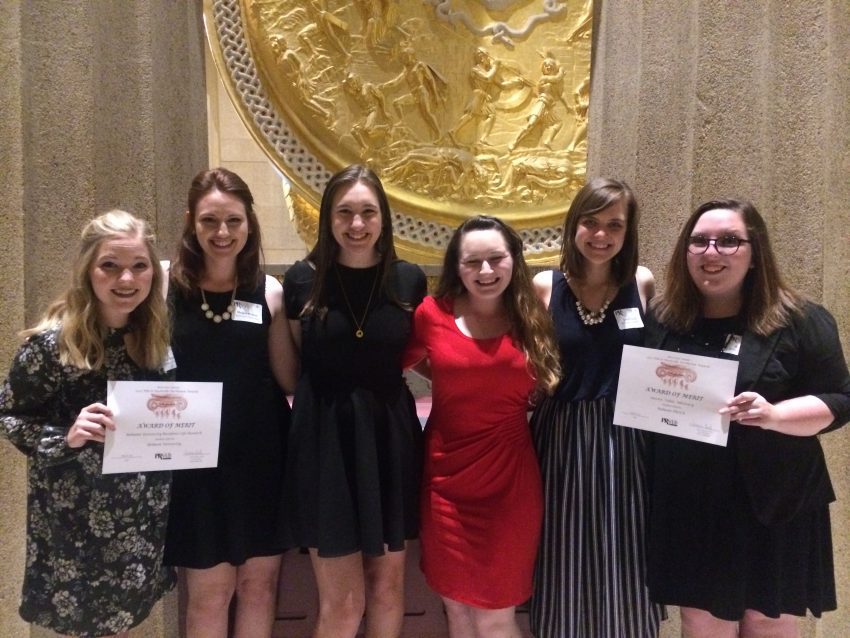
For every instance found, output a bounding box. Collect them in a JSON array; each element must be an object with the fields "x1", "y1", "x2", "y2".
[
  {"x1": 23, "y1": 210, "x2": 170, "y2": 370},
  {"x1": 436, "y1": 215, "x2": 562, "y2": 394}
]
